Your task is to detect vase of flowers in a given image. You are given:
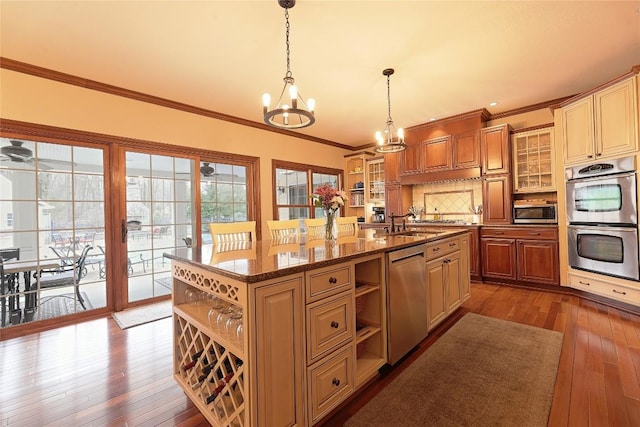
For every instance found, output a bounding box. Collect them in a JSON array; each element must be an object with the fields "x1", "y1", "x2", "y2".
[{"x1": 311, "y1": 183, "x2": 347, "y2": 241}]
